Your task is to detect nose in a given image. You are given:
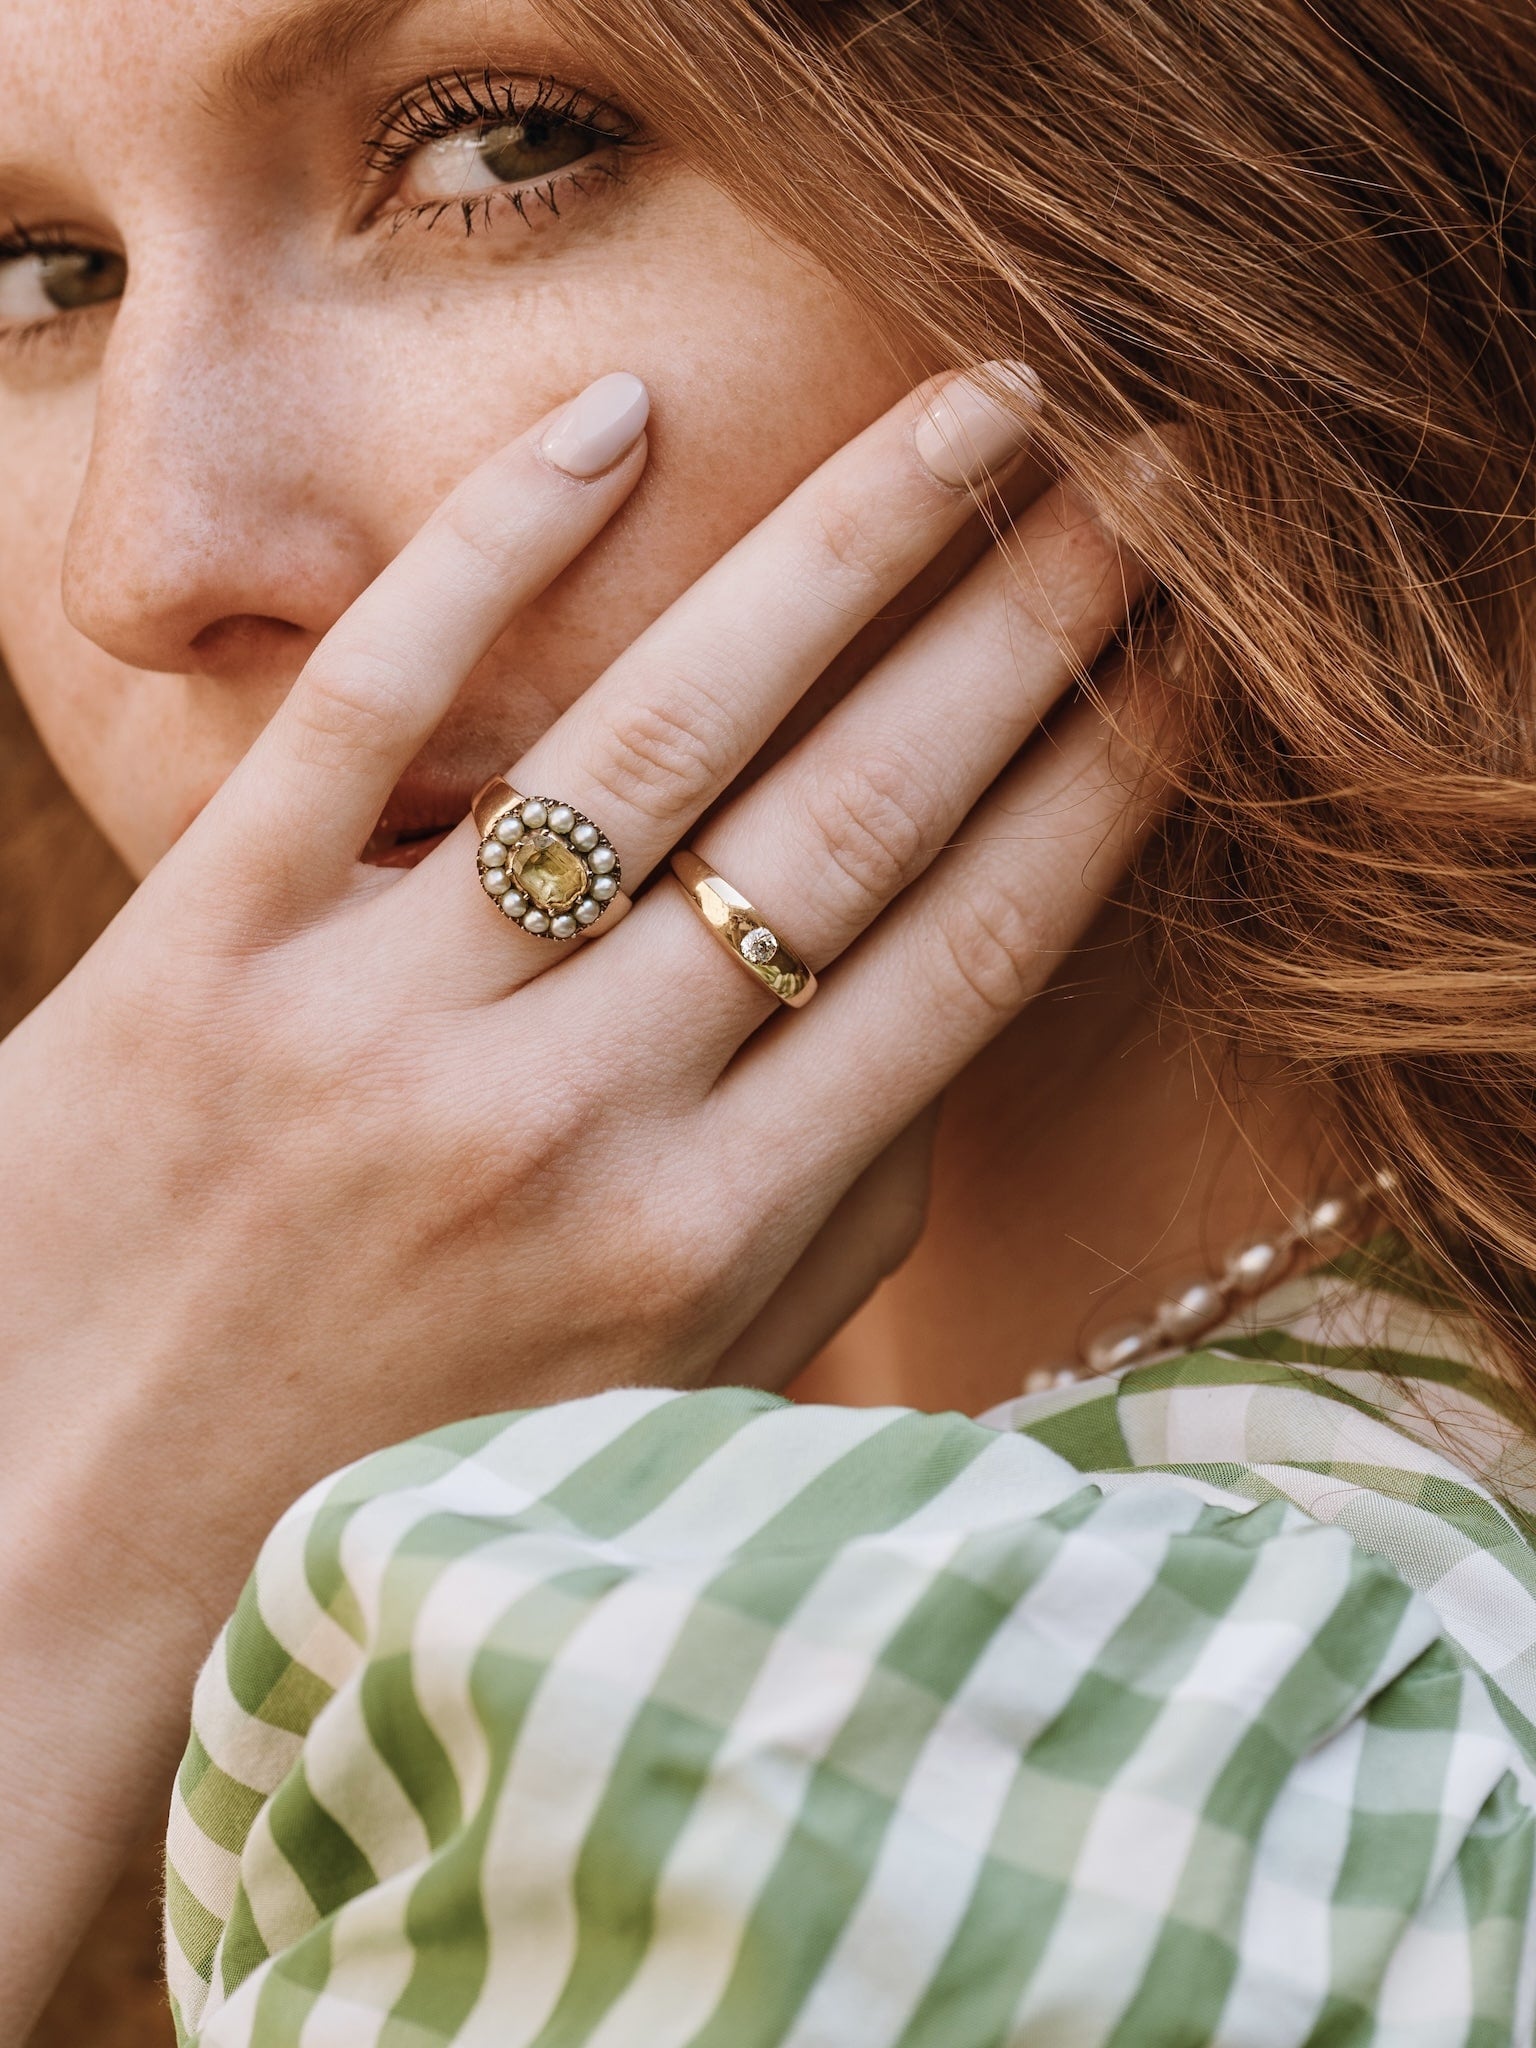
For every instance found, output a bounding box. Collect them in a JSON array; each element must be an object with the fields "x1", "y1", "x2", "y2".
[{"x1": 61, "y1": 246, "x2": 380, "y2": 678}]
